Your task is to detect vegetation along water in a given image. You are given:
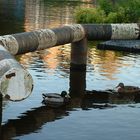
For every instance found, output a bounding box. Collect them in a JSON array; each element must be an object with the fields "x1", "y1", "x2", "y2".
[{"x1": 75, "y1": 0, "x2": 140, "y2": 23}]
